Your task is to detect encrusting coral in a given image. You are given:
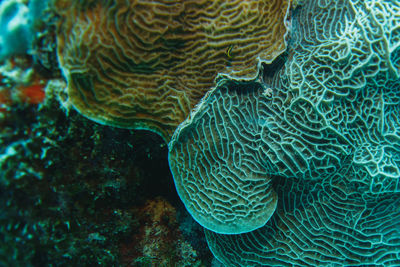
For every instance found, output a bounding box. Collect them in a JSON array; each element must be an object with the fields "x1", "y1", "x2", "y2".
[{"x1": 54, "y1": 0, "x2": 290, "y2": 141}]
